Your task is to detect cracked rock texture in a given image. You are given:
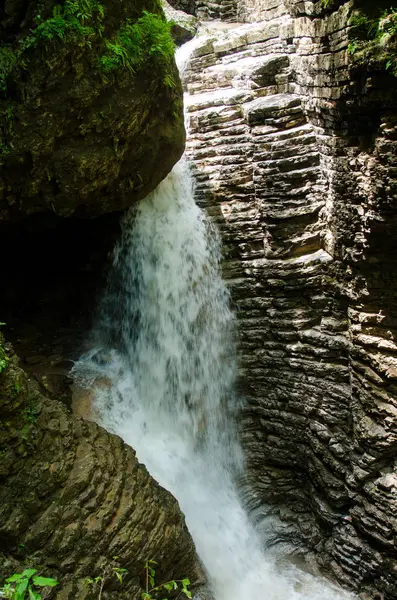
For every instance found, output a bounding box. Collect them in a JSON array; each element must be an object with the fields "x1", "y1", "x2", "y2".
[
  {"x1": 181, "y1": 0, "x2": 397, "y2": 597},
  {"x1": 0, "y1": 333, "x2": 201, "y2": 598}
]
